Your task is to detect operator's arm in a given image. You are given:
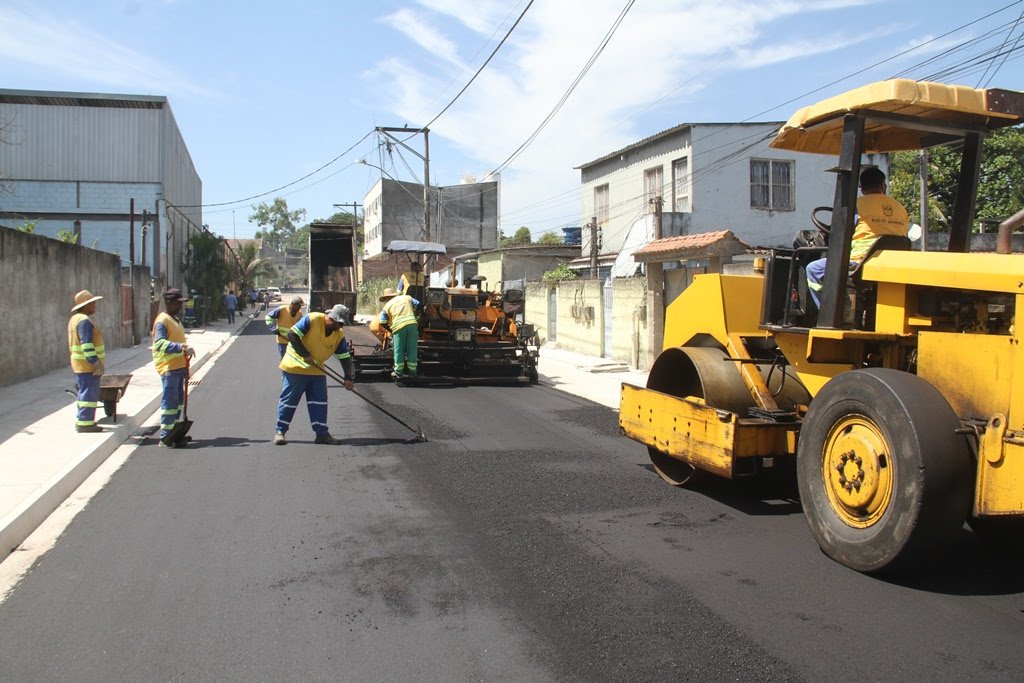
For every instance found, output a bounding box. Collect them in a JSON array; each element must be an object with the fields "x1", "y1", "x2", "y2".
[
  {"x1": 154, "y1": 321, "x2": 193, "y2": 360},
  {"x1": 335, "y1": 337, "x2": 355, "y2": 390},
  {"x1": 378, "y1": 306, "x2": 392, "y2": 332},
  {"x1": 265, "y1": 306, "x2": 281, "y2": 332}
]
